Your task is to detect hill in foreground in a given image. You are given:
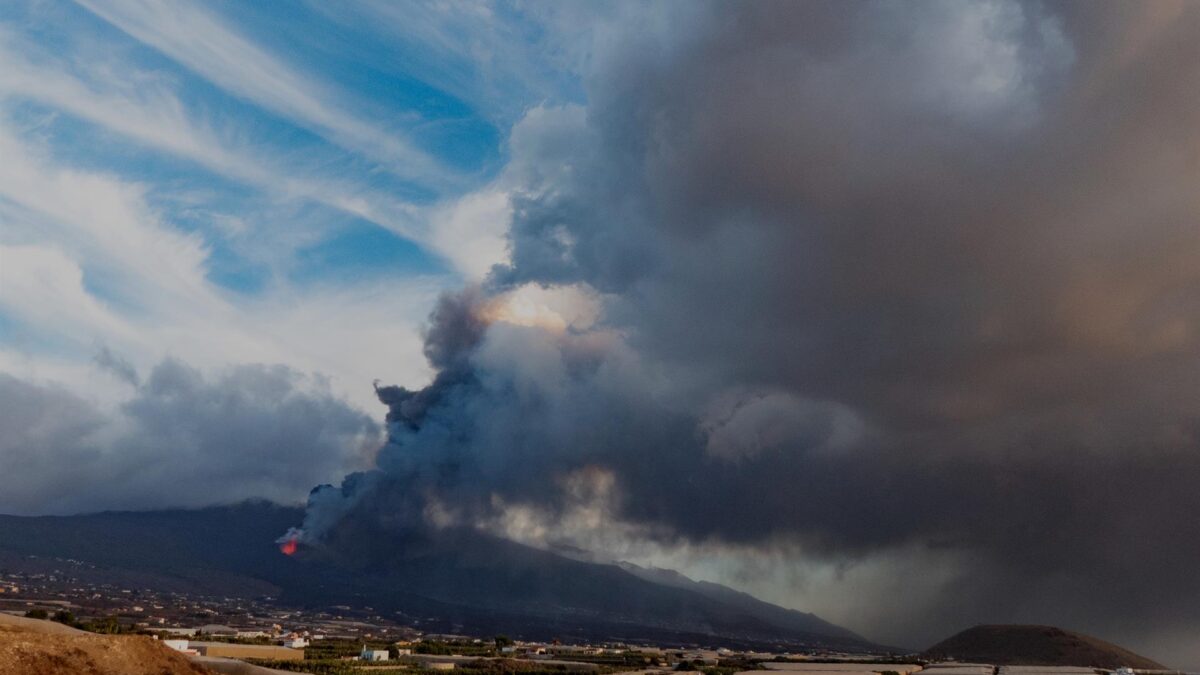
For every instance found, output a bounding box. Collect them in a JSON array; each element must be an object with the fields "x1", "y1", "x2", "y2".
[
  {"x1": 0, "y1": 613, "x2": 212, "y2": 675},
  {"x1": 922, "y1": 625, "x2": 1165, "y2": 669}
]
